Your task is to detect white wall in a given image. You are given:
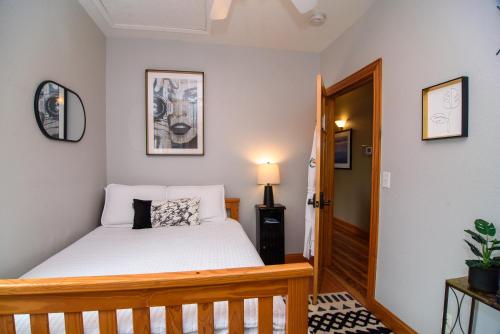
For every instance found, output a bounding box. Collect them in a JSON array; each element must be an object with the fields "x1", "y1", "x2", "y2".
[
  {"x1": 0, "y1": 0, "x2": 106, "y2": 278},
  {"x1": 333, "y1": 82, "x2": 373, "y2": 232},
  {"x1": 320, "y1": 0, "x2": 500, "y2": 332},
  {"x1": 106, "y1": 38, "x2": 319, "y2": 253}
]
